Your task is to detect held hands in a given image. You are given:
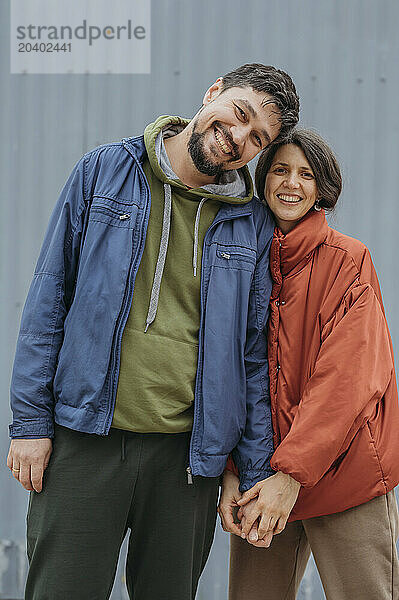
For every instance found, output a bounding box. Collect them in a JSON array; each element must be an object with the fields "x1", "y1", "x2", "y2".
[
  {"x1": 218, "y1": 470, "x2": 300, "y2": 547},
  {"x1": 238, "y1": 471, "x2": 301, "y2": 546},
  {"x1": 237, "y1": 500, "x2": 273, "y2": 547},
  {"x1": 7, "y1": 438, "x2": 53, "y2": 492}
]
